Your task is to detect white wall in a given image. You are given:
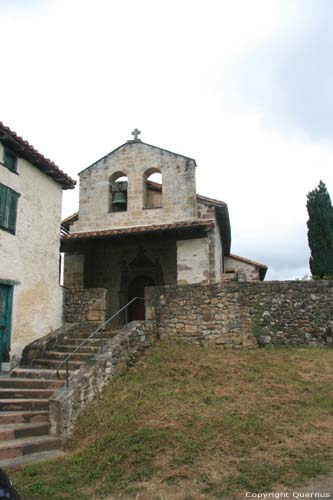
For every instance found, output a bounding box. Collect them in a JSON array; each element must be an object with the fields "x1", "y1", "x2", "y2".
[
  {"x1": 196, "y1": 199, "x2": 224, "y2": 283},
  {"x1": 176, "y1": 238, "x2": 210, "y2": 284},
  {"x1": 0, "y1": 142, "x2": 63, "y2": 362},
  {"x1": 213, "y1": 219, "x2": 223, "y2": 282},
  {"x1": 224, "y1": 255, "x2": 260, "y2": 281}
]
